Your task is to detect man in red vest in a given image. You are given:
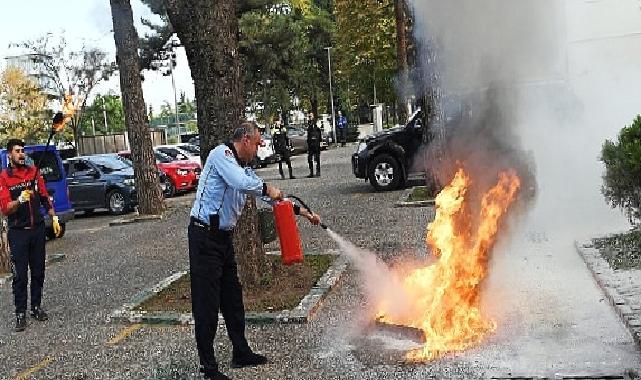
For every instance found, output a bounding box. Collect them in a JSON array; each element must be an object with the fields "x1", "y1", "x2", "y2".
[{"x1": 0, "y1": 139, "x2": 62, "y2": 332}]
